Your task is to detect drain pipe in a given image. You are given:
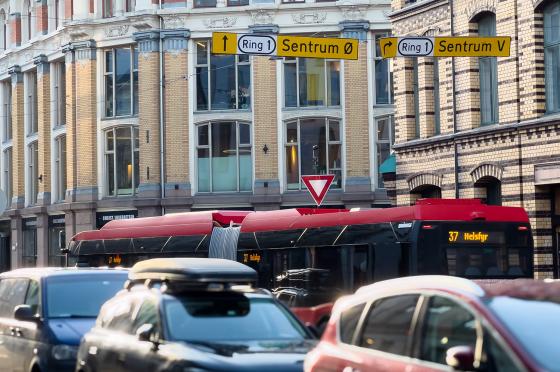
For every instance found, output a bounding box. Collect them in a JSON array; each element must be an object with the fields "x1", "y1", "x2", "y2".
[
  {"x1": 450, "y1": 0, "x2": 459, "y2": 199},
  {"x1": 158, "y1": 0, "x2": 166, "y2": 214}
]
